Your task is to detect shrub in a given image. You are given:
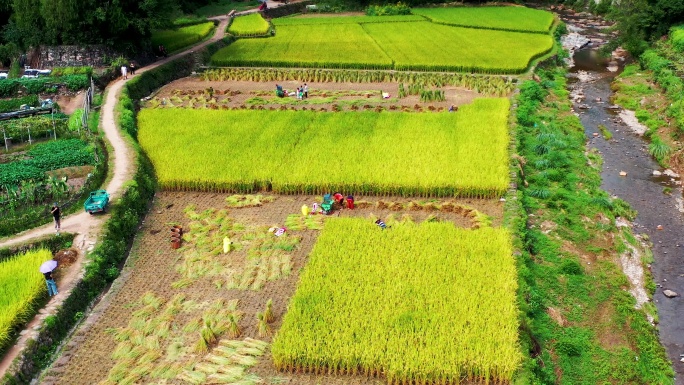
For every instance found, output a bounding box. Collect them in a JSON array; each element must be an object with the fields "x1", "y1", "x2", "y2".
[
  {"x1": 50, "y1": 67, "x2": 93, "y2": 77},
  {"x1": 365, "y1": 2, "x2": 411, "y2": 16},
  {"x1": 670, "y1": 25, "x2": 684, "y2": 52}
]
